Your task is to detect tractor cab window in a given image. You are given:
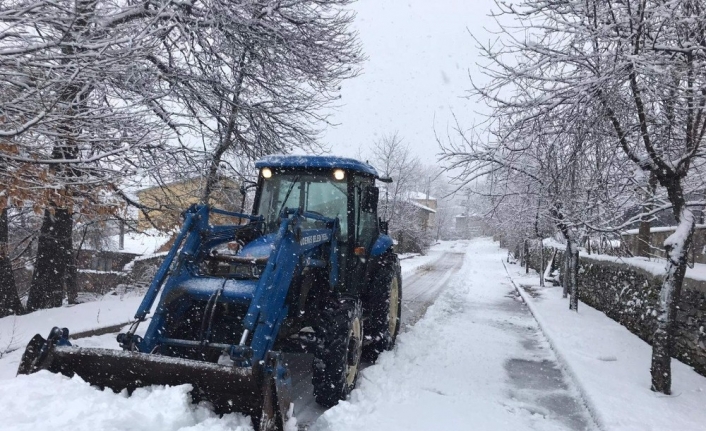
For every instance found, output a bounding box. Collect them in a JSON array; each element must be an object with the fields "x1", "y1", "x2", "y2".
[
  {"x1": 256, "y1": 171, "x2": 348, "y2": 238},
  {"x1": 354, "y1": 177, "x2": 378, "y2": 250}
]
